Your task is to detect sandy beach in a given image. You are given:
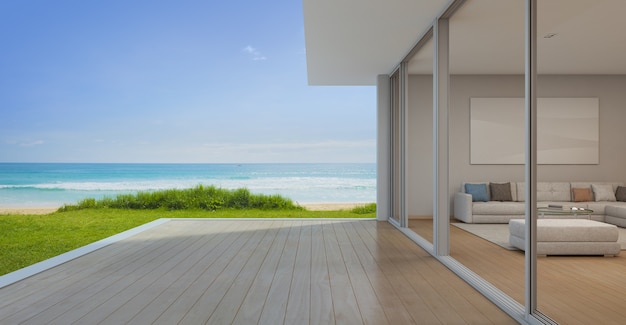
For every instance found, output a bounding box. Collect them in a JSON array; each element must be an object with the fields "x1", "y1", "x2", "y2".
[
  {"x1": 0, "y1": 207, "x2": 60, "y2": 215},
  {"x1": 0, "y1": 203, "x2": 369, "y2": 215},
  {"x1": 299, "y1": 202, "x2": 368, "y2": 211}
]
